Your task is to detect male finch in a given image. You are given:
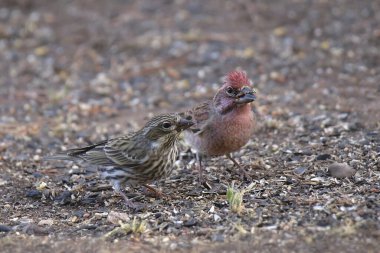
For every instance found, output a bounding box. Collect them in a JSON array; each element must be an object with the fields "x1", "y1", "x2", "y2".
[
  {"x1": 47, "y1": 113, "x2": 194, "y2": 207},
  {"x1": 183, "y1": 70, "x2": 256, "y2": 182}
]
